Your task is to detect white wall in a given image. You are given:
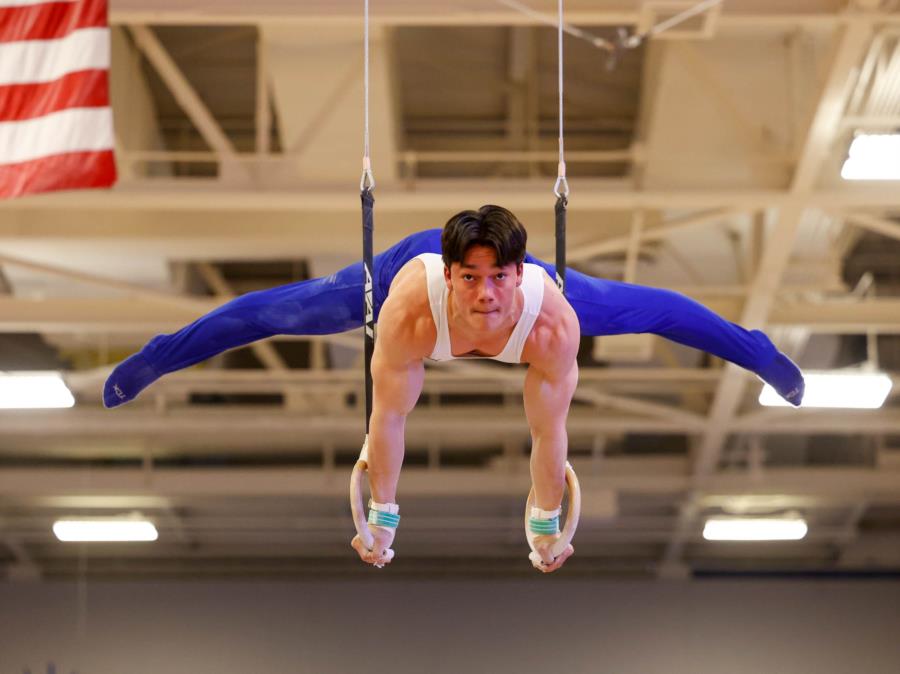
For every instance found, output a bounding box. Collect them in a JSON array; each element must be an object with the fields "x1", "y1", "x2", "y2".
[{"x1": 1, "y1": 579, "x2": 899, "y2": 674}]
